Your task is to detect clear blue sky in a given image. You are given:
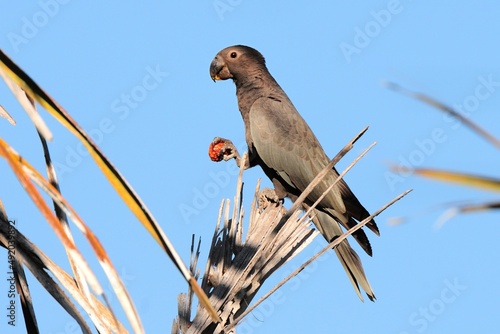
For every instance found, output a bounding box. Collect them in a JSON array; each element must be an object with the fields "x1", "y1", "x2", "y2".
[{"x1": 1, "y1": 2, "x2": 499, "y2": 333}]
